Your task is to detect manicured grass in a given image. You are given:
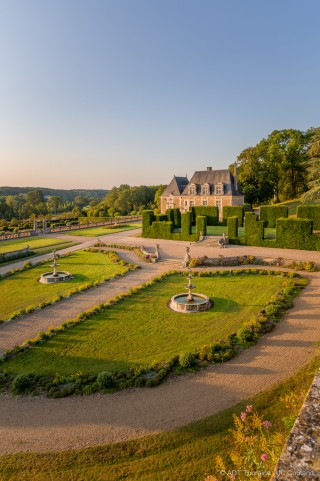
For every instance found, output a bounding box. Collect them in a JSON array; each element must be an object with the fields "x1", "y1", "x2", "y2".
[
  {"x1": 64, "y1": 224, "x2": 142, "y2": 237},
  {"x1": 5, "y1": 273, "x2": 285, "y2": 375},
  {"x1": 1, "y1": 356, "x2": 318, "y2": 481},
  {"x1": 0, "y1": 237, "x2": 76, "y2": 254},
  {"x1": 189, "y1": 225, "x2": 245, "y2": 236},
  {"x1": 264, "y1": 227, "x2": 276, "y2": 237},
  {"x1": 0, "y1": 251, "x2": 128, "y2": 321}
]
